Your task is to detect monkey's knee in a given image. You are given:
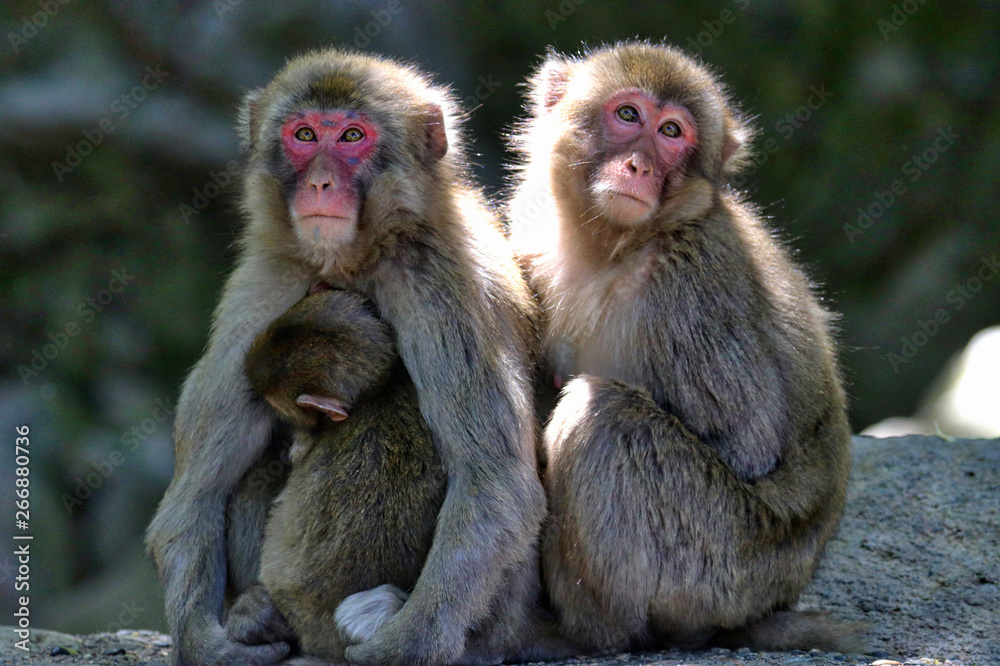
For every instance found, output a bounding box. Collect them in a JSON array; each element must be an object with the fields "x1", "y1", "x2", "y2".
[{"x1": 544, "y1": 374, "x2": 668, "y2": 469}]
